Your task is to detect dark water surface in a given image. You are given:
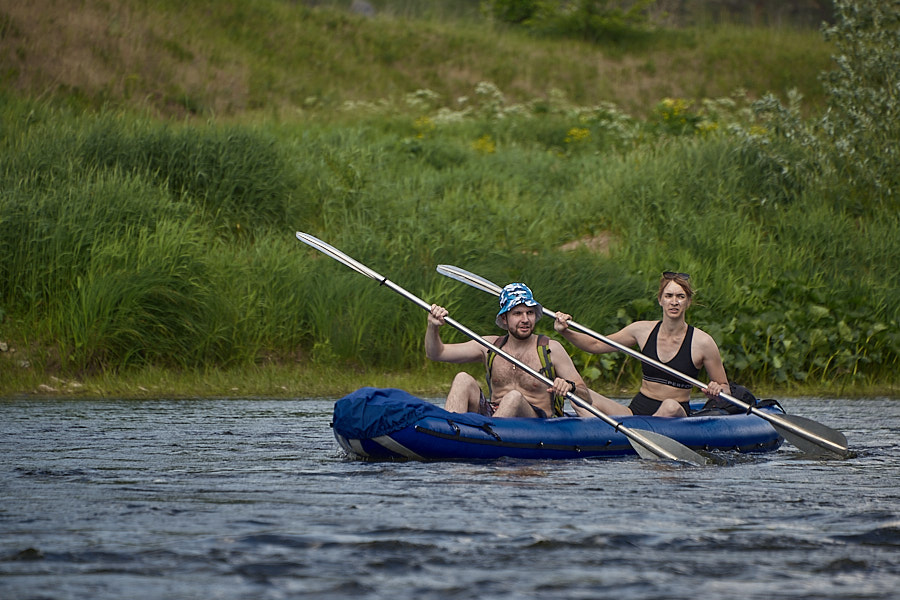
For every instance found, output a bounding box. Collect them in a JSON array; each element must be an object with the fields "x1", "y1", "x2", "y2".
[{"x1": 1, "y1": 396, "x2": 898, "y2": 599}]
